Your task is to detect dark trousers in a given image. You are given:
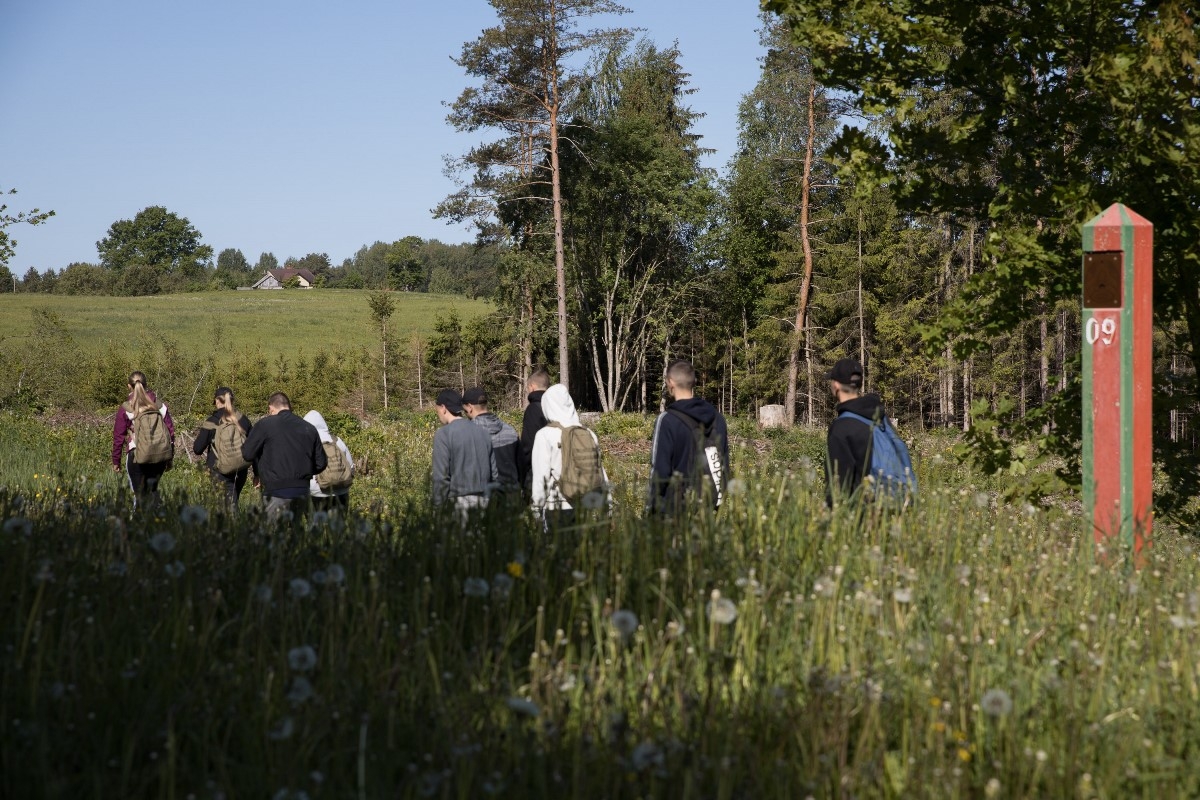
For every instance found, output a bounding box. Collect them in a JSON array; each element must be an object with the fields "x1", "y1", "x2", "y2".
[
  {"x1": 313, "y1": 493, "x2": 349, "y2": 512},
  {"x1": 211, "y1": 468, "x2": 249, "y2": 512},
  {"x1": 126, "y1": 453, "x2": 167, "y2": 507}
]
